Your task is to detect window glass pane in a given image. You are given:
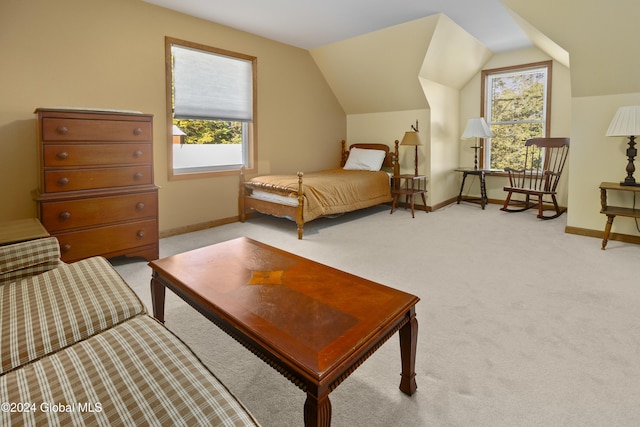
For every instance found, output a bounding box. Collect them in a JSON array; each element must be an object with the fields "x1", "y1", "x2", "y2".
[
  {"x1": 483, "y1": 62, "x2": 549, "y2": 170},
  {"x1": 490, "y1": 71, "x2": 545, "y2": 123},
  {"x1": 488, "y1": 122, "x2": 544, "y2": 169},
  {"x1": 166, "y1": 37, "x2": 256, "y2": 177}
]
